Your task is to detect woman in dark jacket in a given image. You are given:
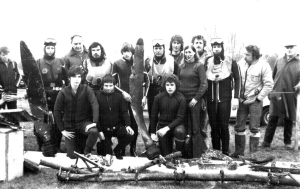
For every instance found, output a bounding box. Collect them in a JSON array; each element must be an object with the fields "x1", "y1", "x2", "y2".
[{"x1": 178, "y1": 45, "x2": 208, "y2": 158}]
